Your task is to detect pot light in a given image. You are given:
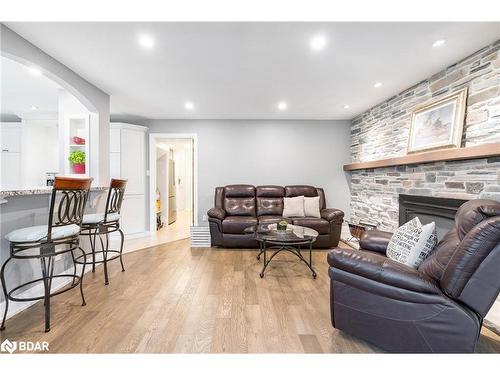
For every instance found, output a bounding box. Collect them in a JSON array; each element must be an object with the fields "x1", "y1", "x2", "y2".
[
  {"x1": 310, "y1": 34, "x2": 327, "y2": 51},
  {"x1": 31, "y1": 105, "x2": 38, "y2": 110},
  {"x1": 184, "y1": 101, "x2": 194, "y2": 110},
  {"x1": 28, "y1": 67, "x2": 42, "y2": 76},
  {"x1": 432, "y1": 39, "x2": 446, "y2": 48},
  {"x1": 277, "y1": 101, "x2": 288, "y2": 111},
  {"x1": 374, "y1": 82, "x2": 383, "y2": 88},
  {"x1": 138, "y1": 34, "x2": 155, "y2": 49},
  {"x1": 343, "y1": 104, "x2": 350, "y2": 109}
]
